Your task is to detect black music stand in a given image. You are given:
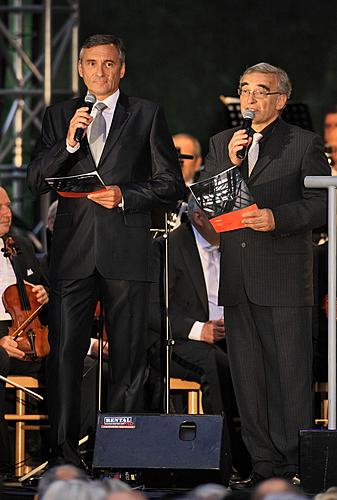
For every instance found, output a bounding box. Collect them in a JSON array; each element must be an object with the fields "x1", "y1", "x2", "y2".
[{"x1": 219, "y1": 95, "x2": 314, "y2": 131}]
